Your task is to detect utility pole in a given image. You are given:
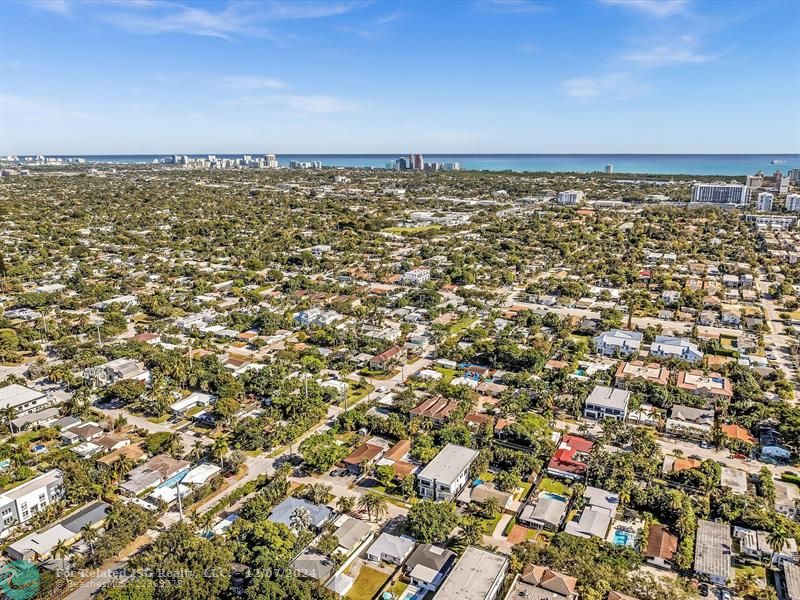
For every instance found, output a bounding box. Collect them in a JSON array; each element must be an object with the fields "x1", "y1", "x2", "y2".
[{"x1": 96, "y1": 322, "x2": 102, "y2": 345}]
